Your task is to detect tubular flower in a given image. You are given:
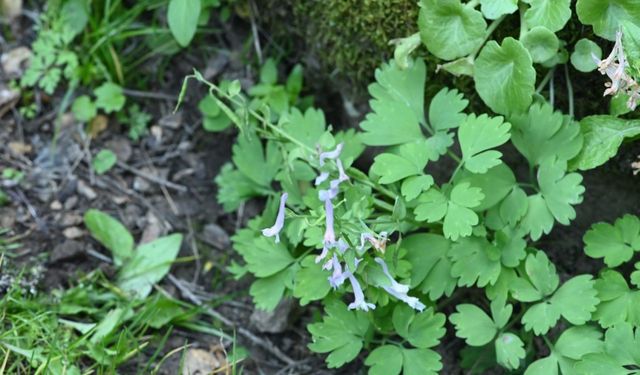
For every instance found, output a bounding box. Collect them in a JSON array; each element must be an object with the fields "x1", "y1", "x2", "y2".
[
  {"x1": 595, "y1": 30, "x2": 640, "y2": 110},
  {"x1": 261, "y1": 193, "x2": 288, "y2": 243},
  {"x1": 347, "y1": 273, "x2": 375, "y2": 311},
  {"x1": 315, "y1": 172, "x2": 330, "y2": 186},
  {"x1": 375, "y1": 258, "x2": 425, "y2": 311},
  {"x1": 327, "y1": 254, "x2": 349, "y2": 289},
  {"x1": 319, "y1": 143, "x2": 344, "y2": 166},
  {"x1": 358, "y1": 231, "x2": 389, "y2": 253}
]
